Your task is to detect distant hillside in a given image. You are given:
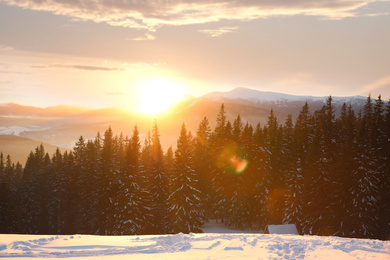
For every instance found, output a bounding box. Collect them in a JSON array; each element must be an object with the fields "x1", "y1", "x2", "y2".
[
  {"x1": 204, "y1": 87, "x2": 367, "y2": 103},
  {"x1": 0, "y1": 88, "x2": 383, "y2": 164},
  {"x1": 0, "y1": 135, "x2": 66, "y2": 165},
  {"x1": 0, "y1": 103, "x2": 91, "y2": 117}
]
